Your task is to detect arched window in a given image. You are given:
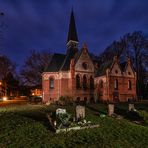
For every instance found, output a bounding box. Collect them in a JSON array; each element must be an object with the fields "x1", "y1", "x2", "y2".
[
  {"x1": 99, "y1": 80, "x2": 103, "y2": 89},
  {"x1": 49, "y1": 78, "x2": 54, "y2": 89},
  {"x1": 114, "y1": 79, "x2": 118, "y2": 90},
  {"x1": 90, "y1": 76, "x2": 94, "y2": 90},
  {"x1": 83, "y1": 75, "x2": 87, "y2": 90},
  {"x1": 76, "y1": 74, "x2": 80, "y2": 89},
  {"x1": 128, "y1": 80, "x2": 132, "y2": 90}
]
